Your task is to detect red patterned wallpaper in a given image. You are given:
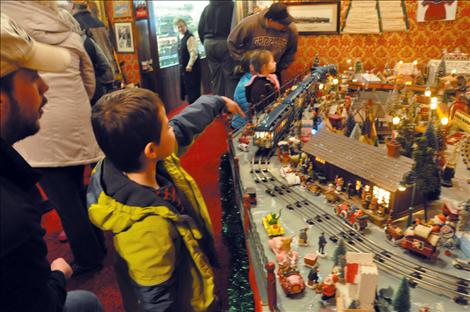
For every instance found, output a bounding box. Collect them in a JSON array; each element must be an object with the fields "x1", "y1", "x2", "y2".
[
  {"x1": 284, "y1": 0, "x2": 470, "y2": 81},
  {"x1": 105, "y1": 0, "x2": 141, "y2": 85}
]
